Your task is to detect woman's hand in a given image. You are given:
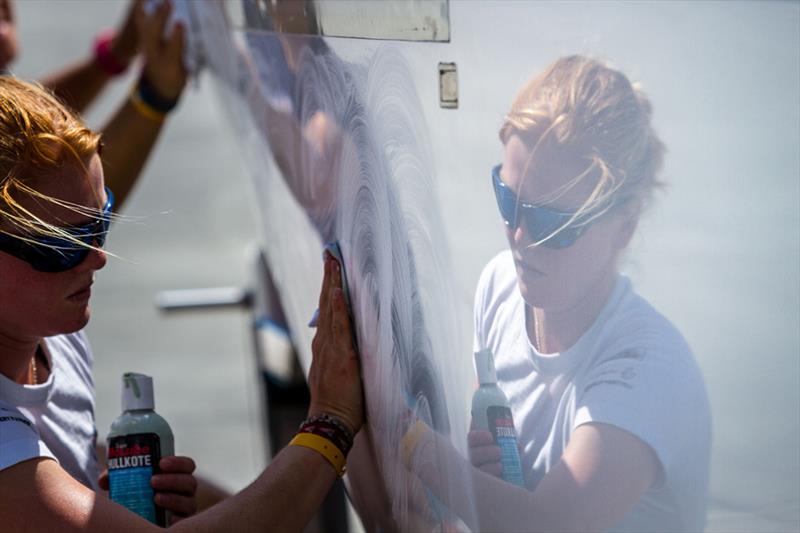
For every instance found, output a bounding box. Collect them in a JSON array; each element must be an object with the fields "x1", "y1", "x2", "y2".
[
  {"x1": 151, "y1": 455, "x2": 198, "y2": 523},
  {"x1": 109, "y1": 0, "x2": 140, "y2": 70},
  {"x1": 0, "y1": 0, "x2": 19, "y2": 70},
  {"x1": 135, "y1": 0, "x2": 187, "y2": 101},
  {"x1": 99, "y1": 455, "x2": 198, "y2": 523},
  {"x1": 307, "y1": 251, "x2": 364, "y2": 435},
  {"x1": 468, "y1": 430, "x2": 503, "y2": 478}
]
